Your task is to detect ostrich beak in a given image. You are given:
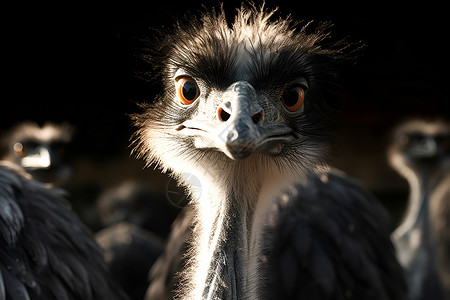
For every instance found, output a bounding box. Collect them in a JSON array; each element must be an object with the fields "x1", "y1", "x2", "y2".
[
  {"x1": 21, "y1": 146, "x2": 52, "y2": 169},
  {"x1": 410, "y1": 137, "x2": 439, "y2": 162},
  {"x1": 177, "y1": 81, "x2": 295, "y2": 160}
]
